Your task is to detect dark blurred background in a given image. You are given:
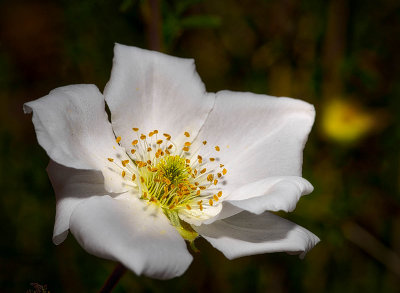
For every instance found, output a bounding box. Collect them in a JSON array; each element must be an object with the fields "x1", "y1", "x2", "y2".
[{"x1": 1, "y1": 0, "x2": 399, "y2": 292}]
